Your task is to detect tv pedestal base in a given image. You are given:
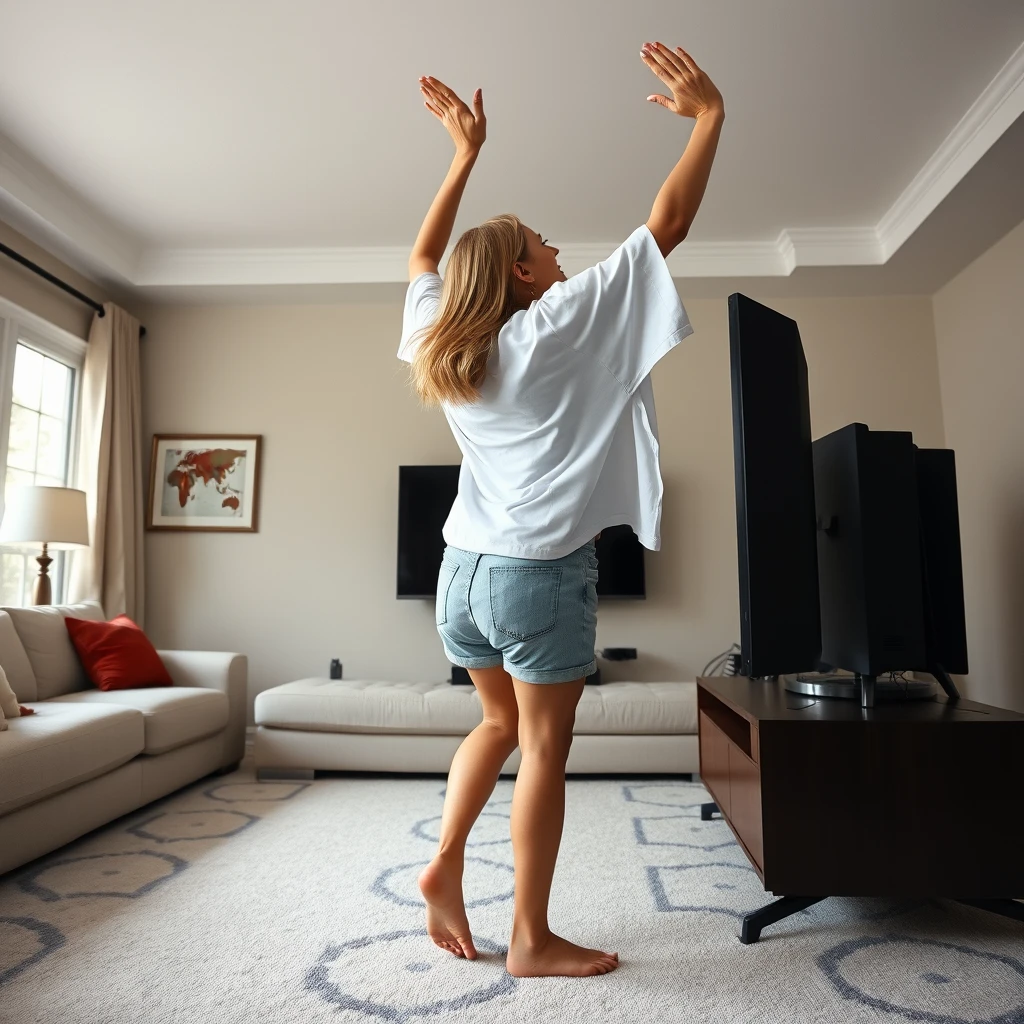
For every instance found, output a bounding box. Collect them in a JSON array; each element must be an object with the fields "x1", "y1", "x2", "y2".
[
  {"x1": 696, "y1": 678, "x2": 1024, "y2": 944},
  {"x1": 784, "y1": 674, "x2": 936, "y2": 706}
]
